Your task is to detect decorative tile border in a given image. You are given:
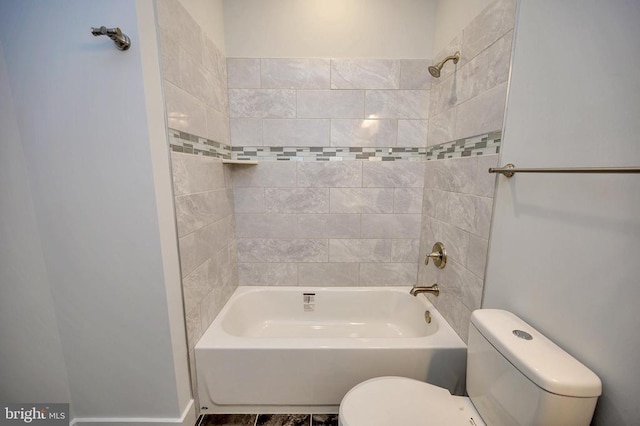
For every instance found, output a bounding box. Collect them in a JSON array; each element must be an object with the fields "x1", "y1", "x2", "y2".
[
  {"x1": 168, "y1": 129, "x2": 232, "y2": 159},
  {"x1": 232, "y1": 146, "x2": 427, "y2": 162},
  {"x1": 168, "y1": 128, "x2": 500, "y2": 162},
  {"x1": 426, "y1": 131, "x2": 501, "y2": 160}
]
